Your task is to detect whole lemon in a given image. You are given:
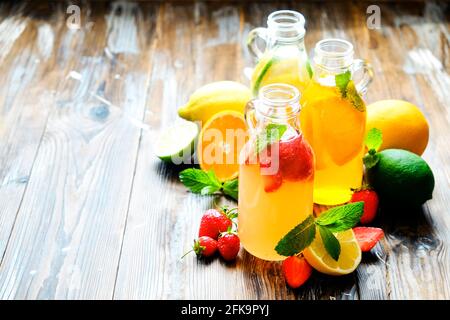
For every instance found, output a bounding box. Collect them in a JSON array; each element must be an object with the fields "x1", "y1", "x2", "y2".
[
  {"x1": 366, "y1": 100, "x2": 429, "y2": 155},
  {"x1": 178, "y1": 81, "x2": 251, "y2": 125}
]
